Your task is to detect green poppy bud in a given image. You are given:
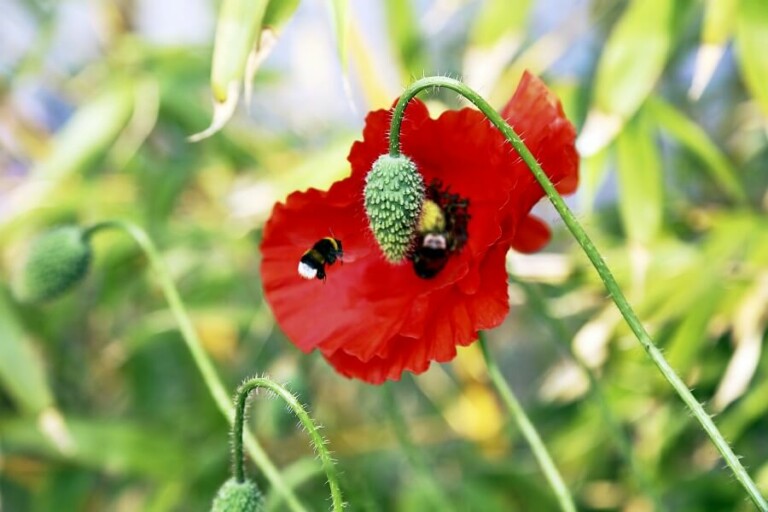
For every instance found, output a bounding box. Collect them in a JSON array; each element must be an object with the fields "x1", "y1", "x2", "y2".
[
  {"x1": 363, "y1": 154, "x2": 425, "y2": 263},
  {"x1": 211, "y1": 478, "x2": 264, "y2": 512},
  {"x1": 17, "y1": 226, "x2": 92, "y2": 303}
]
